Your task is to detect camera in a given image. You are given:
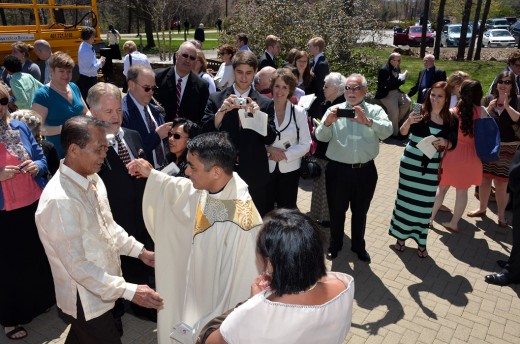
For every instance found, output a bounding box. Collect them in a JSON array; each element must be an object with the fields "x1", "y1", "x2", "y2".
[
  {"x1": 233, "y1": 98, "x2": 247, "y2": 106},
  {"x1": 337, "y1": 108, "x2": 356, "y2": 118}
]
